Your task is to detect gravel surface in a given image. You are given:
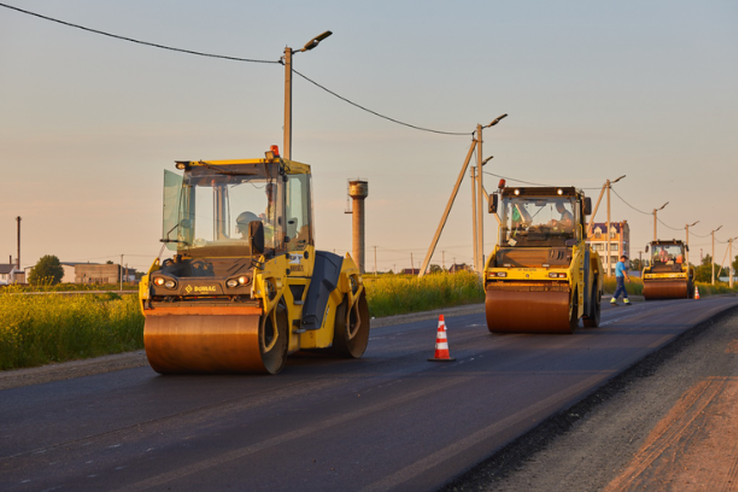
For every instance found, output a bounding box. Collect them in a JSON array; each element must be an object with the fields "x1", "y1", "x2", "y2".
[{"x1": 441, "y1": 305, "x2": 738, "y2": 492}]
